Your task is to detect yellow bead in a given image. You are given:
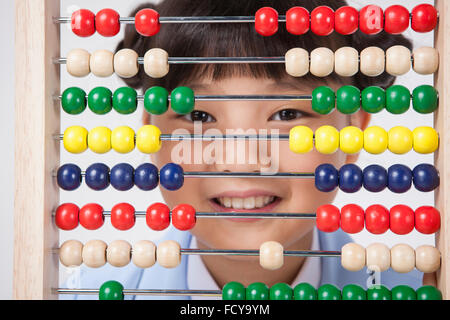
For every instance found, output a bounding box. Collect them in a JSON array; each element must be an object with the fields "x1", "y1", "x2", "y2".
[
  {"x1": 136, "y1": 125, "x2": 162, "y2": 154},
  {"x1": 364, "y1": 126, "x2": 388, "y2": 154},
  {"x1": 63, "y1": 126, "x2": 88, "y2": 154},
  {"x1": 111, "y1": 126, "x2": 135, "y2": 153},
  {"x1": 315, "y1": 125, "x2": 340, "y2": 154},
  {"x1": 388, "y1": 126, "x2": 413, "y2": 155},
  {"x1": 340, "y1": 126, "x2": 363, "y2": 154},
  {"x1": 289, "y1": 126, "x2": 314, "y2": 154},
  {"x1": 88, "y1": 127, "x2": 111, "y2": 154},
  {"x1": 413, "y1": 127, "x2": 439, "y2": 154}
]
